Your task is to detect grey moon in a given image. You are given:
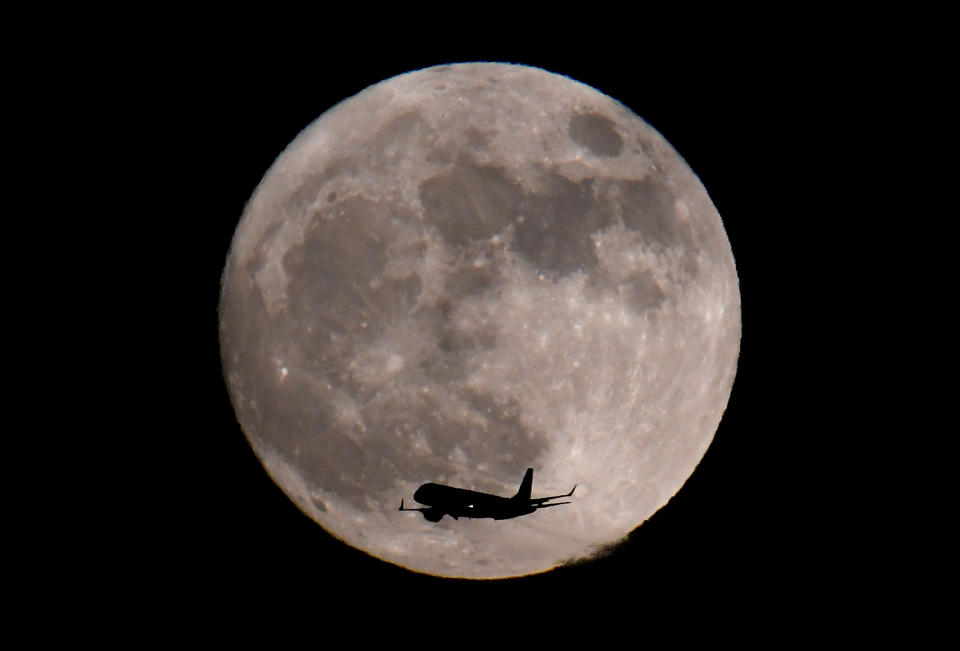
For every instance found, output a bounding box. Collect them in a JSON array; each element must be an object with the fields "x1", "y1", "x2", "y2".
[{"x1": 219, "y1": 63, "x2": 740, "y2": 579}]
